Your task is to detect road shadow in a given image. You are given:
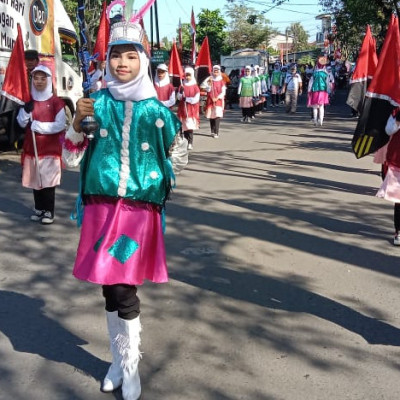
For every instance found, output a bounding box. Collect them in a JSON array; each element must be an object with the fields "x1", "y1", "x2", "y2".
[
  {"x1": 0, "y1": 290, "x2": 109, "y2": 383},
  {"x1": 170, "y1": 263, "x2": 400, "y2": 347}
]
